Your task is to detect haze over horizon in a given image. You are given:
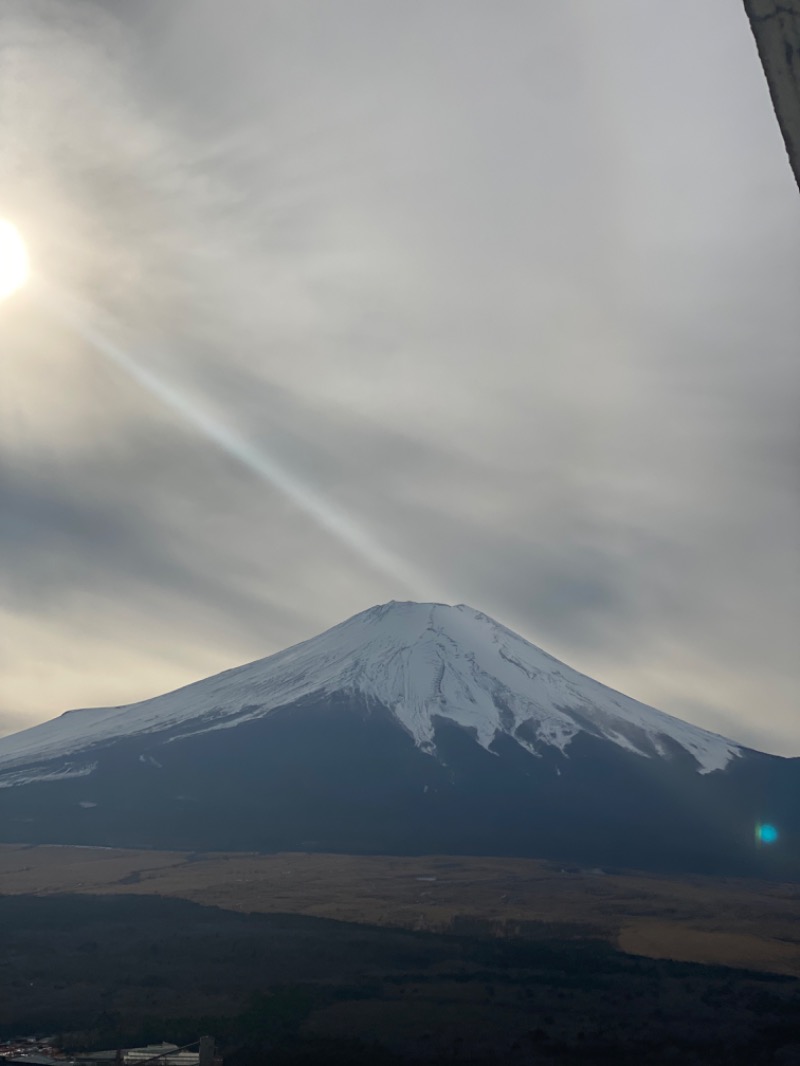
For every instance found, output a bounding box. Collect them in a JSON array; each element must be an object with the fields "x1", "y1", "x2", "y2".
[{"x1": 1, "y1": 1, "x2": 798, "y2": 757}]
